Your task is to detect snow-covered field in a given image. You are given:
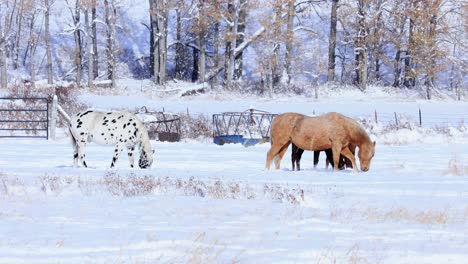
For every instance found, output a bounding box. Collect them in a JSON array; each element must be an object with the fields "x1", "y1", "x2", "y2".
[{"x1": 1, "y1": 88, "x2": 467, "y2": 263}]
